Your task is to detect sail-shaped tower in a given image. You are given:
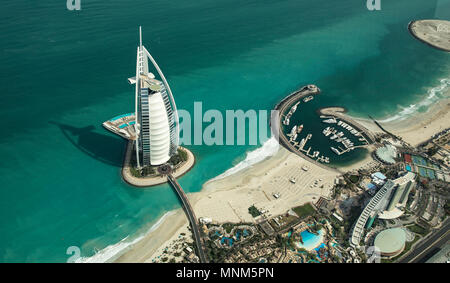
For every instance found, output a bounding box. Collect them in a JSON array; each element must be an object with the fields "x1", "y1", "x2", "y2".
[{"x1": 127, "y1": 27, "x2": 179, "y2": 167}]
